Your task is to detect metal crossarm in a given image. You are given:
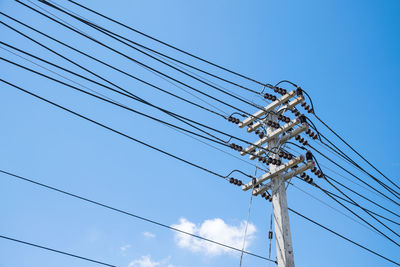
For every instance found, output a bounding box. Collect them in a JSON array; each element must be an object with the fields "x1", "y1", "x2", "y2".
[
  {"x1": 240, "y1": 118, "x2": 300, "y2": 156},
  {"x1": 247, "y1": 95, "x2": 305, "y2": 133},
  {"x1": 242, "y1": 155, "x2": 305, "y2": 191},
  {"x1": 249, "y1": 123, "x2": 308, "y2": 160},
  {"x1": 252, "y1": 160, "x2": 315, "y2": 196},
  {"x1": 238, "y1": 90, "x2": 296, "y2": 128}
]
